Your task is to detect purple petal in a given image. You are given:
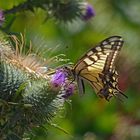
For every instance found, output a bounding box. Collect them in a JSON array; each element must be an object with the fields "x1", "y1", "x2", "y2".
[
  {"x1": 82, "y1": 4, "x2": 95, "y2": 21},
  {"x1": 51, "y1": 69, "x2": 67, "y2": 87},
  {"x1": 62, "y1": 84, "x2": 75, "y2": 99},
  {"x1": 0, "y1": 10, "x2": 5, "y2": 26}
]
